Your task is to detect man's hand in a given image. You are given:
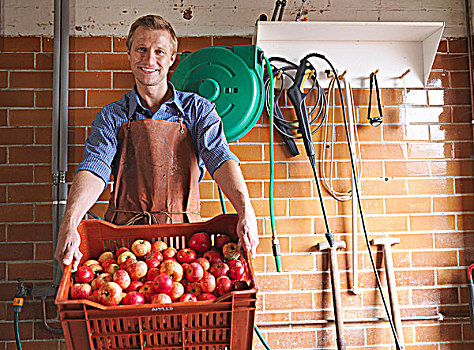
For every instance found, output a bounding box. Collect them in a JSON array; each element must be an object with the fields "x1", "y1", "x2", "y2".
[
  {"x1": 236, "y1": 207, "x2": 259, "y2": 259},
  {"x1": 53, "y1": 170, "x2": 105, "y2": 271},
  {"x1": 54, "y1": 221, "x2": 83, "y2": 271},
  {"x1": 213, "y1": 159, "x2": 260, "y2": 259}
]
